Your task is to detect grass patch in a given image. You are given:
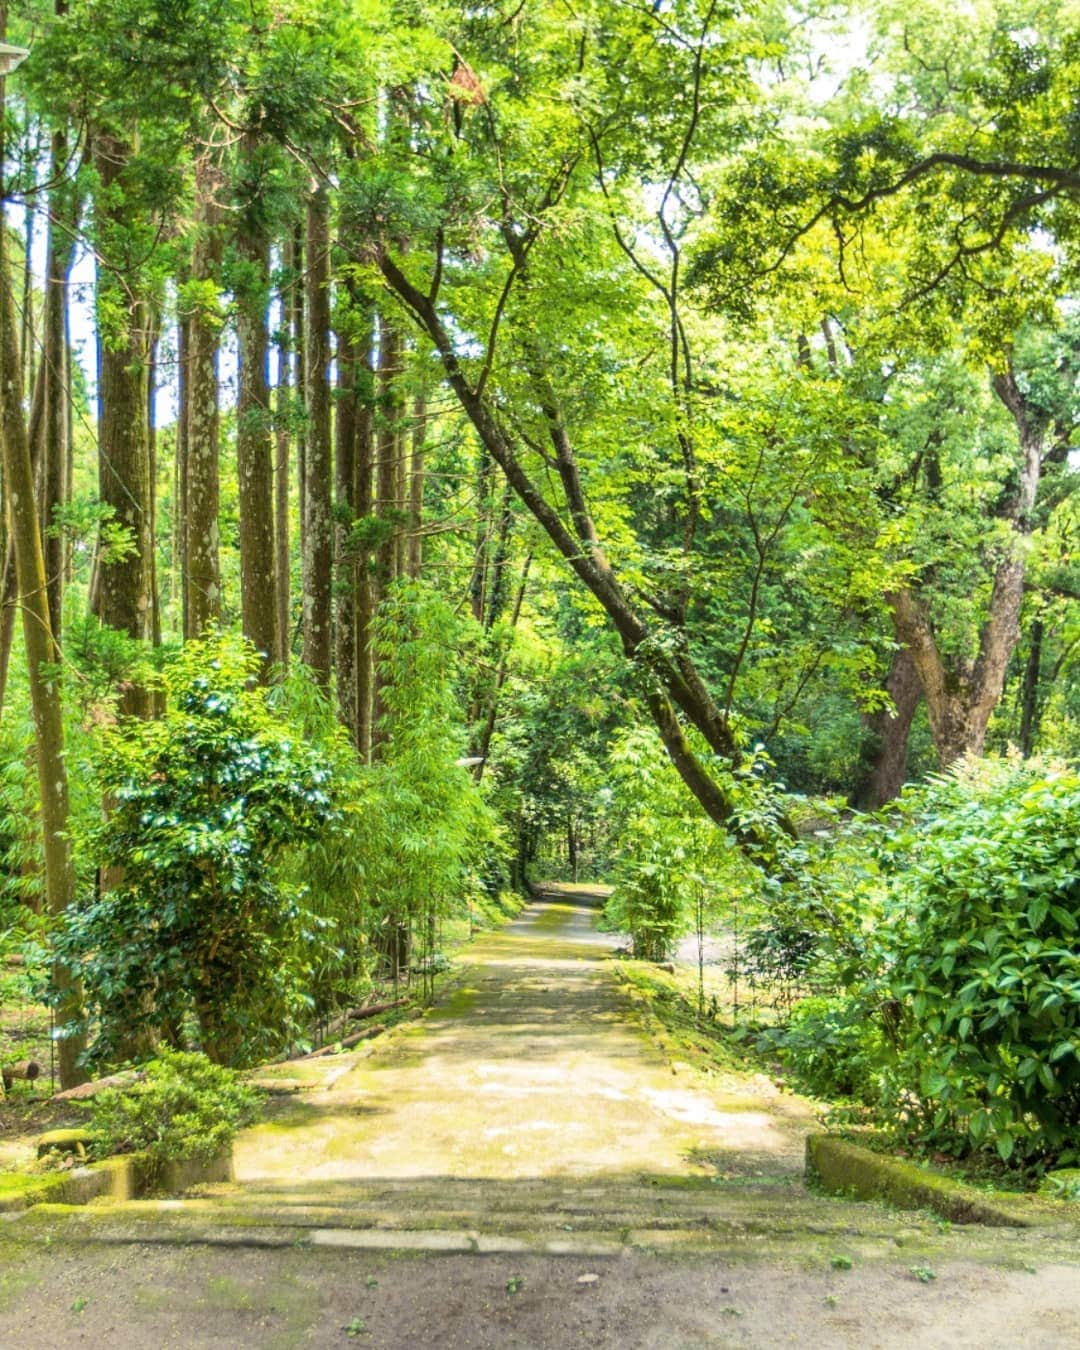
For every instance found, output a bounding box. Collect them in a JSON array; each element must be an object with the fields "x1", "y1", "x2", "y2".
[{"x1": 613, "y1": 962, "x2": 757, "y2": 1076}]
